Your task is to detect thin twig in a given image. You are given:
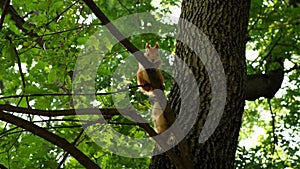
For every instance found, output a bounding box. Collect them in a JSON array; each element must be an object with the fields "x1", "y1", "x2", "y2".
[
  {"x1": 268, "y1": 99, "x2": 277, "y2": 156},
  {"x1": 0, "y1": 104, "x2": 132, "y2": 117},
  {"x1": 0, "y1": 84, "x2": 144, "y2": 100},
  {"x1": 9, "y1": 40, "x2": 30, "y2": 108},
  {"x1": 45, "y1": 0, "x2": 80, "y2": 27}
]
